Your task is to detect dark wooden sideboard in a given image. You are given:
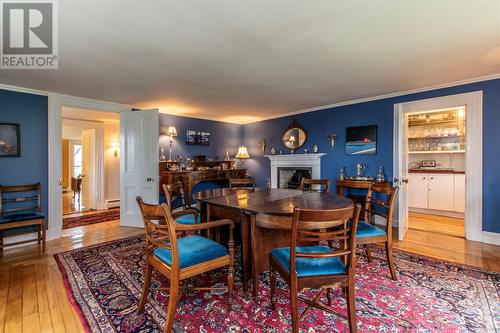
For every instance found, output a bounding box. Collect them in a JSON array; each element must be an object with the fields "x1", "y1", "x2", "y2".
[{"x1": 159, "y1": 161, "x2": 246, "y2": 205}]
